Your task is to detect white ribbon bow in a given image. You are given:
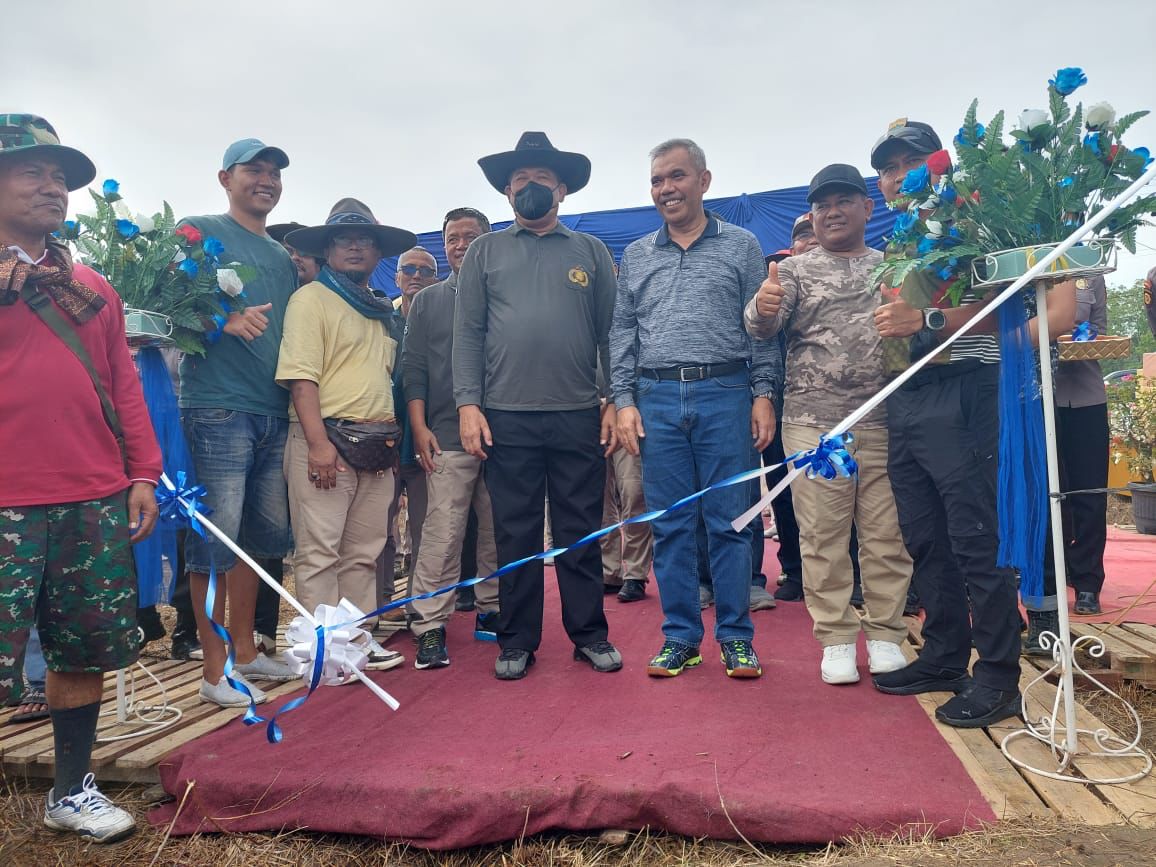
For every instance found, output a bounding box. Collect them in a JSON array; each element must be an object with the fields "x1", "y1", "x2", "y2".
[{"x1": 284, "y1": 598, "x2": 372, "y2": 687}]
